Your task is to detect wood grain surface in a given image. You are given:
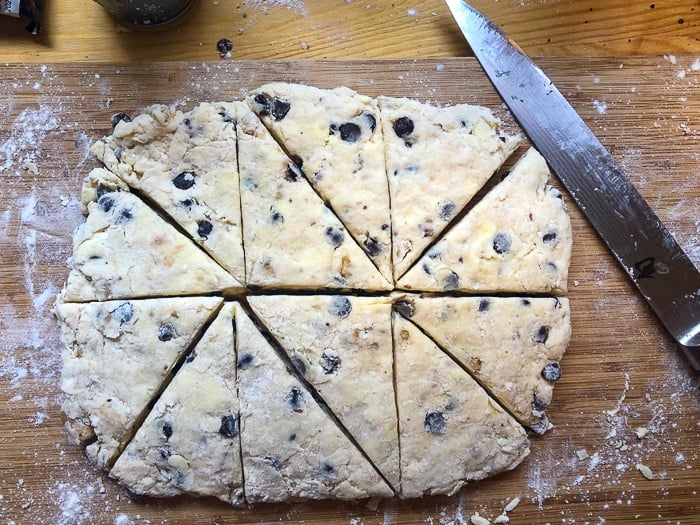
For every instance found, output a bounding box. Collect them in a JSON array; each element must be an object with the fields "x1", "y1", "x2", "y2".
[
  {"x1": 0, "y1": 58, "x2": 699, "y2": 524},
  {"x1": 2, "y1": 0, "x2": 700, "y2": 63}
]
